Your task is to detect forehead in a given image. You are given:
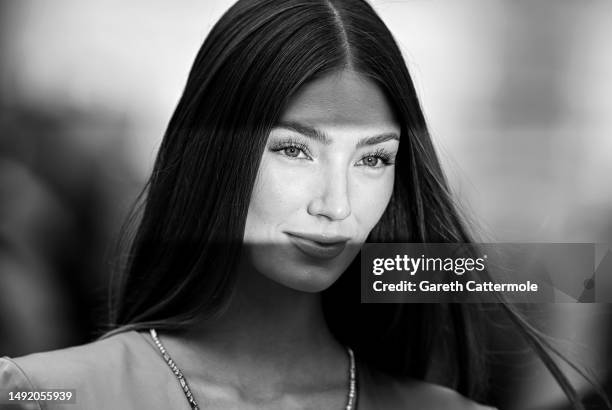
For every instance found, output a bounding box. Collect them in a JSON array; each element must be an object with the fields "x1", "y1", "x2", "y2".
[{"x1": 280, "y1": 70, "x2": 399, "y2": 133}]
